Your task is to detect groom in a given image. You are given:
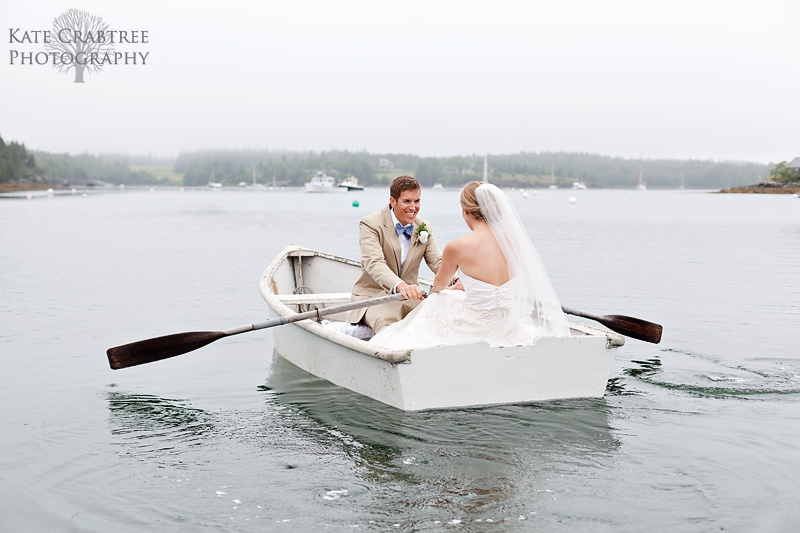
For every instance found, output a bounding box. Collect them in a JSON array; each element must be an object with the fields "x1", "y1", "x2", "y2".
[{"x1": 345, "y1": 175, "x2": 443, "y2": 334}]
